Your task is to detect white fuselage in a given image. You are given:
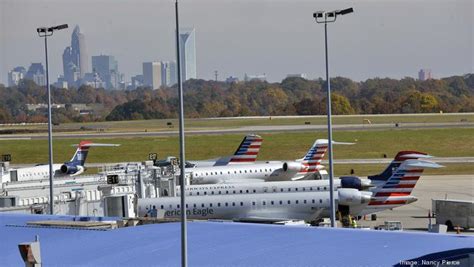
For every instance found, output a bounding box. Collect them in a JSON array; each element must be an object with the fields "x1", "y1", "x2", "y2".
[
  {"x1": 138, "y1": 188, "x2": 371, "y2": 222},
  {"x1": 1, "y1": 164, "x2": 63, "y2": 183},
  {"x1": 178, "y1": 179, "x2": 340, "y2": 197},
  {"x1": 188, "y1": 161, "x2": 308, "y2": 184}
]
